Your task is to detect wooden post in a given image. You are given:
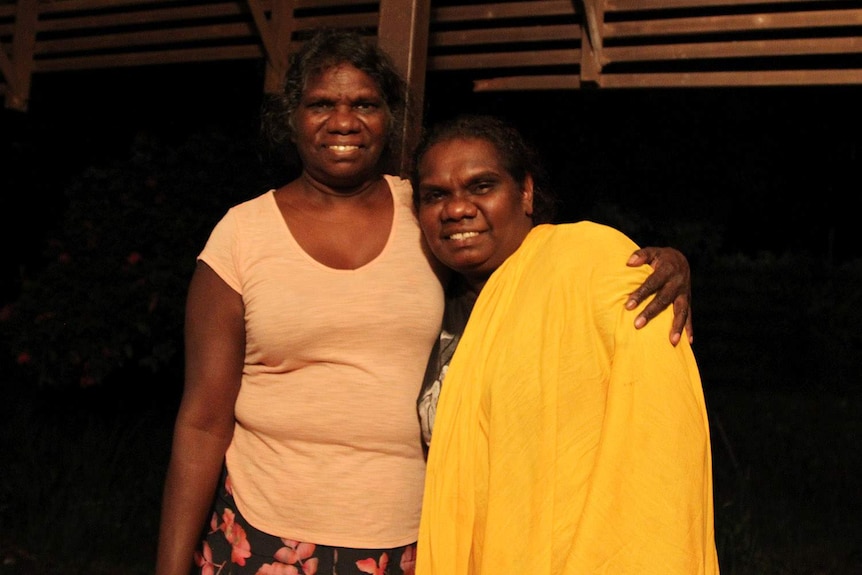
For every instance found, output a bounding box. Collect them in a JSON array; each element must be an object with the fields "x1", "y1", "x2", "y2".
[
  {"x1": 377, "y1": 0, "x2": 431, "y2": 177},
  {"x1": 579, "y1": 0, "x2": 605, "y2": 87},
  {"x1": 5, "y1": 0, "x2": 38, "y2": 111},
  {"x1": 257, "y1": 0, "x2": 295, "y2": 94}
]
